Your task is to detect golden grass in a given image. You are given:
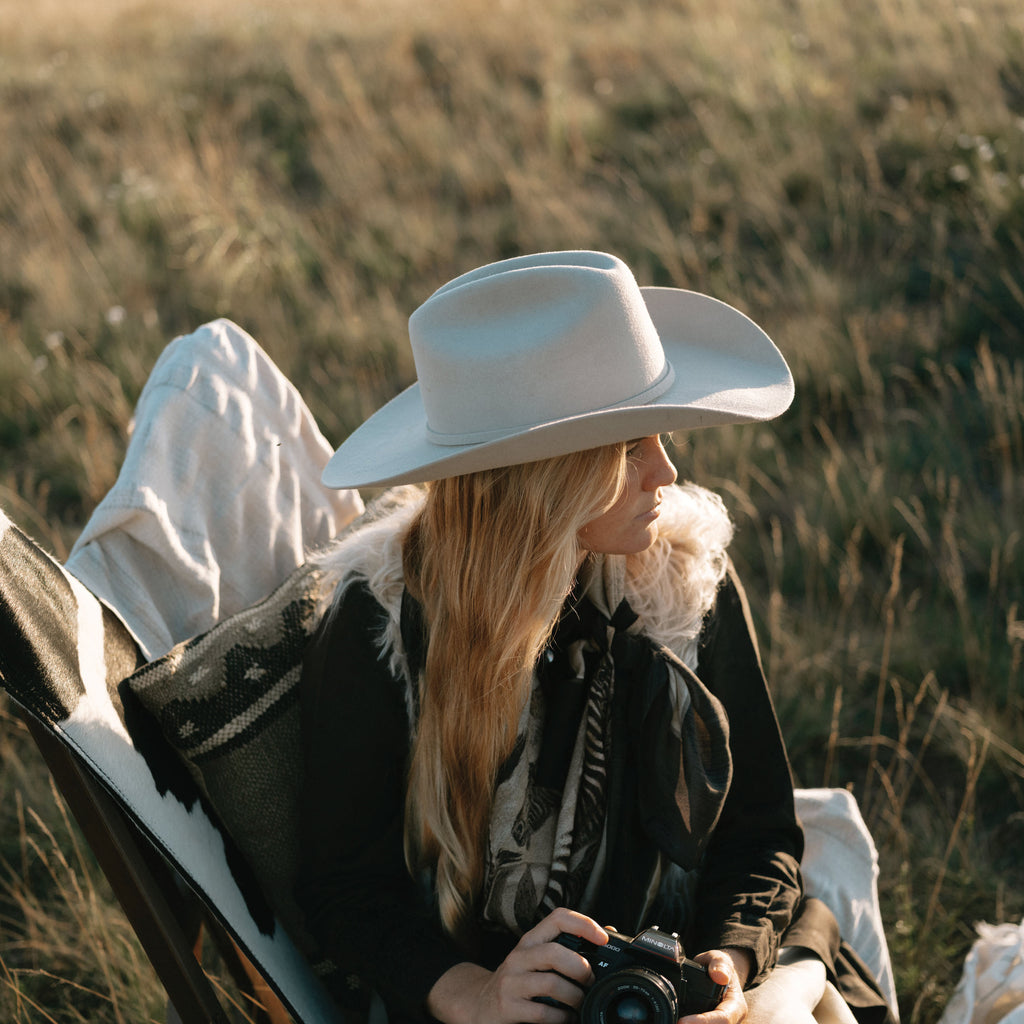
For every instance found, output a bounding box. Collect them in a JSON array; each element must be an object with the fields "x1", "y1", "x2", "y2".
[{"x1": 1, "y1": 0, "x2": 1023, "y2": 1019}]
